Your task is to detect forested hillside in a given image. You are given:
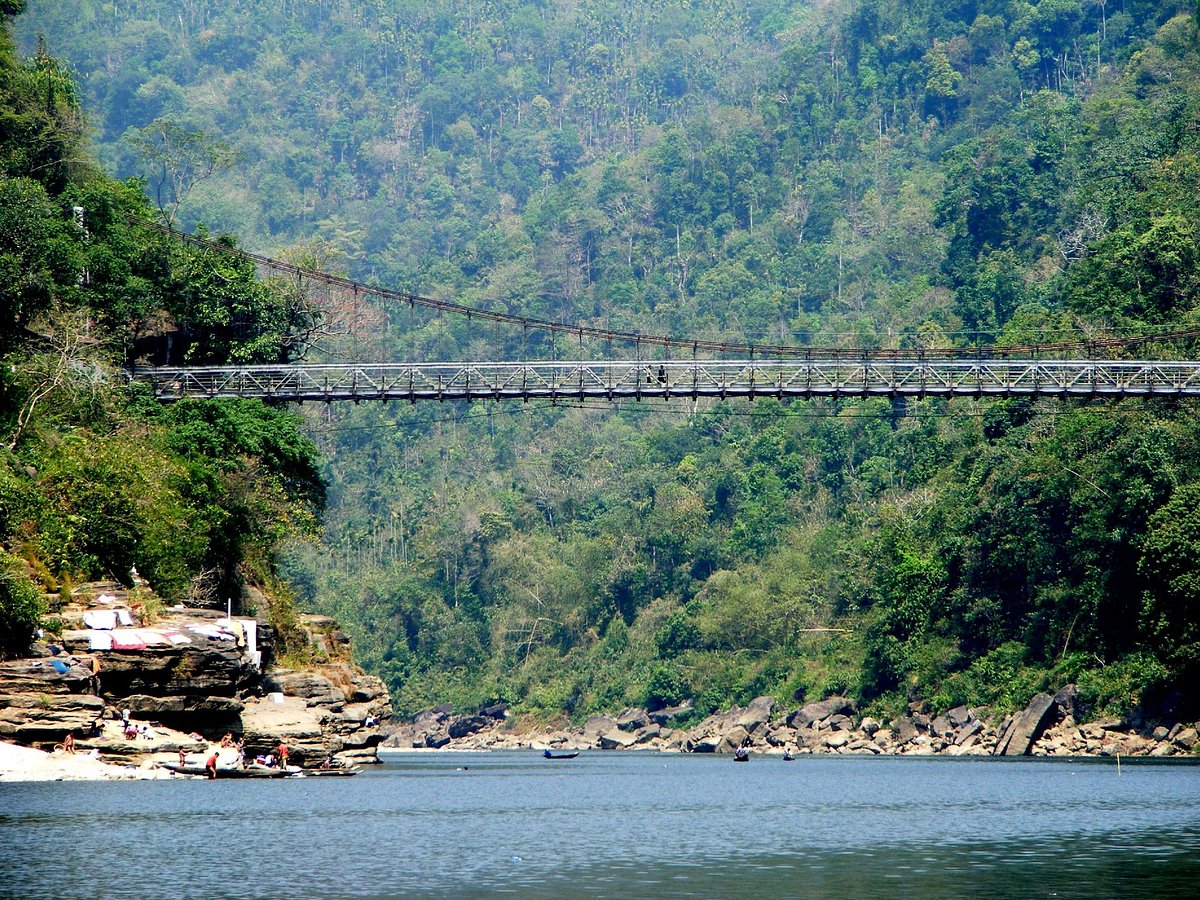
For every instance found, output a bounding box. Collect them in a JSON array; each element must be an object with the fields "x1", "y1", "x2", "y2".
[
  {"x1": 0, "y1": 4, "x2": 322, "y2": 657},
  {"x1": 15, "y1": 0, "x2": 1200, "y2": 724}
]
